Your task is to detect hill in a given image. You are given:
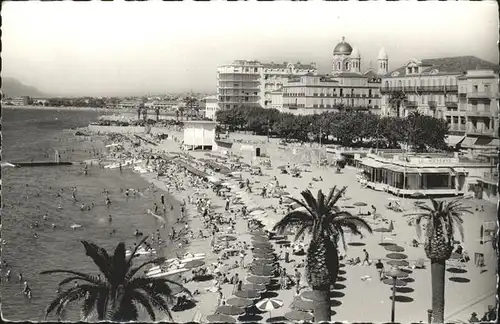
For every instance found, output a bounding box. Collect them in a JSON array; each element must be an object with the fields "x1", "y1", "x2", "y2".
[{"x1": 2, "y1": 77, "x2": 45, "y2": 98}]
